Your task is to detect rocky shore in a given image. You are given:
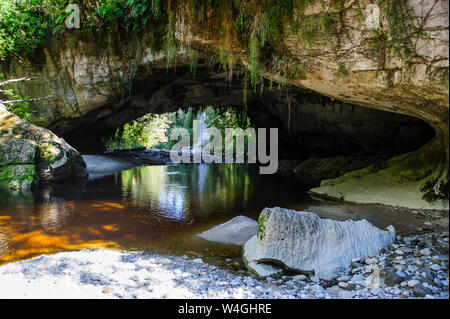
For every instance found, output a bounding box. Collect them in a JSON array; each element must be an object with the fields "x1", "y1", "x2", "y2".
[
  {"x1": 0, "y1": 232, "x2": 447, "y2": 299},
  {"x1": 105, "y1": 147, "x2": 228, "y2": 165}
]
